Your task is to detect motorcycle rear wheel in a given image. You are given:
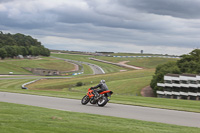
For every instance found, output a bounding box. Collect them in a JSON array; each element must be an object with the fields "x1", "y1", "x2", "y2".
[
  {"x1": 97, "y1": 96, "x2": 108, "y2": 107},
  {"x1": 81, "y1": 95, "x2": 90, "y2": 105}
]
